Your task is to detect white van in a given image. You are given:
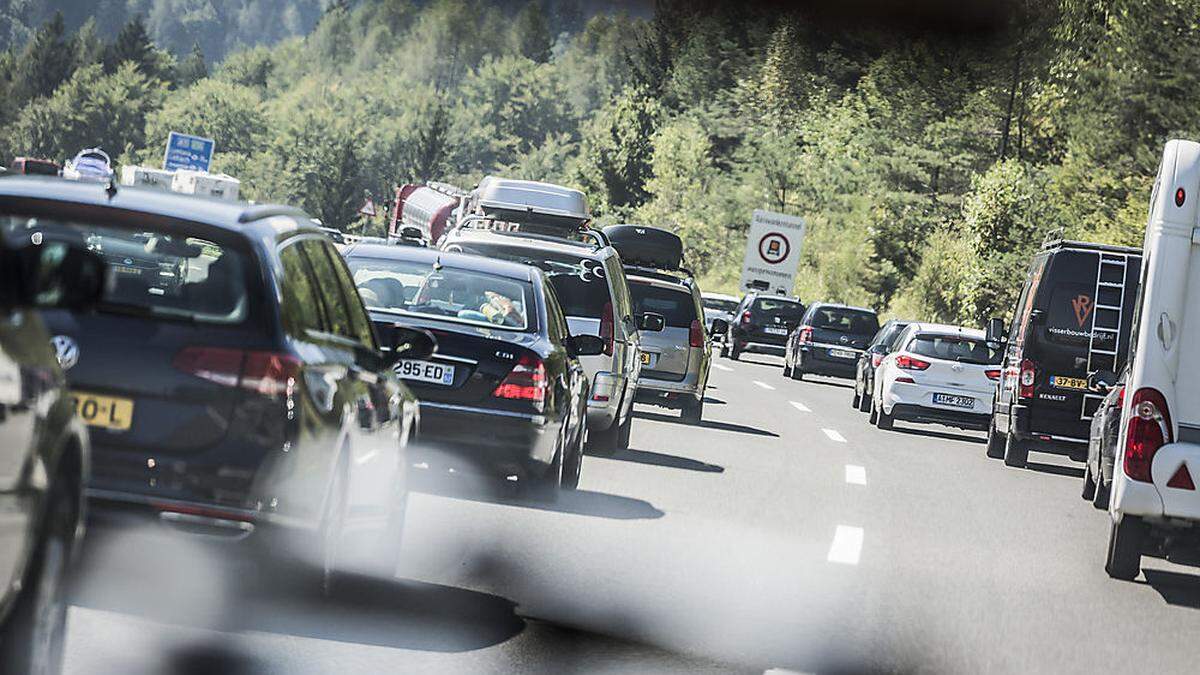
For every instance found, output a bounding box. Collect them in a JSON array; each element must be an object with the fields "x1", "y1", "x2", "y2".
[{"x1": 1105, "y1": 139, "x2": 1200, "y2": 579}]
